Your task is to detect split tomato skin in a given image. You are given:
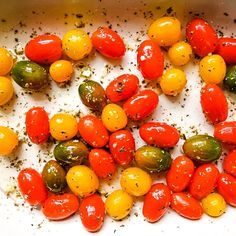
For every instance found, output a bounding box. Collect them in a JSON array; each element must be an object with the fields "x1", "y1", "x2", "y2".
[{"x1": 223, "y1": 150, "x2": 236, "y2": 178}]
